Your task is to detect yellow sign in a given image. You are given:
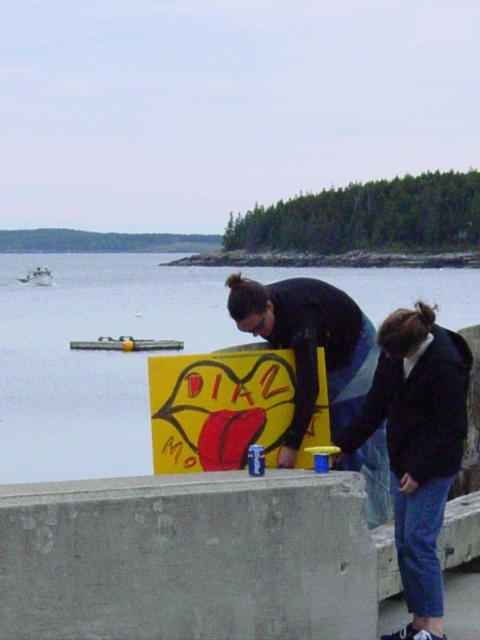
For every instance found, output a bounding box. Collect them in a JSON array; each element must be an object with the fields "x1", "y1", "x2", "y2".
[{"x1": 148, "y1": 348, "x2": 330, "y2": 474}]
